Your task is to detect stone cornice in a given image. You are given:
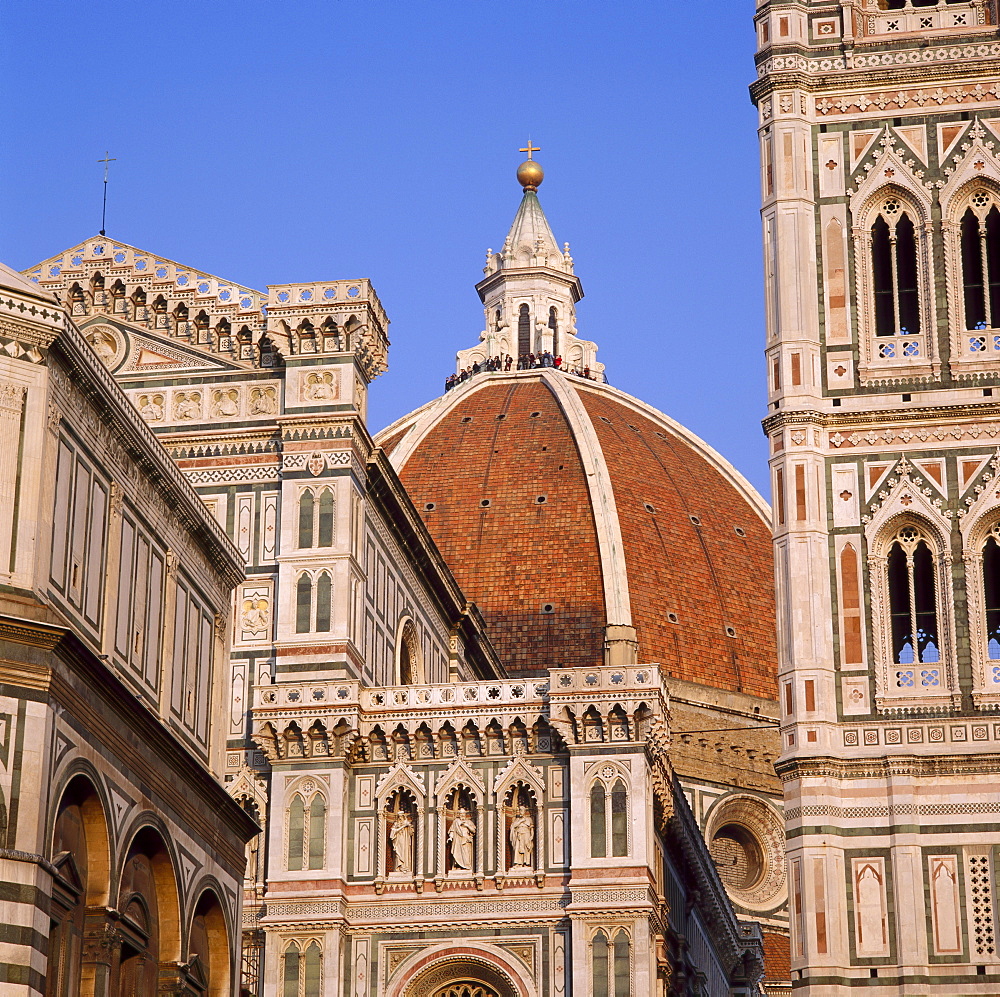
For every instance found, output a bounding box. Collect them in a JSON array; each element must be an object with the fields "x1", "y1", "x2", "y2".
[
  {"x1": 776, "y1": 752, "x2": 1000, "y2": 781},
  {"x1": 762, "y1": 399, "x2": 1000, "y2": 436}
]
